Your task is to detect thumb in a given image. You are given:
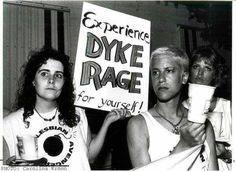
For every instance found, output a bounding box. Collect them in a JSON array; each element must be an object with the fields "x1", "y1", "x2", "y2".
[{"x1": 126, "y1": 110, "x2": 132, "y2": 117}]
